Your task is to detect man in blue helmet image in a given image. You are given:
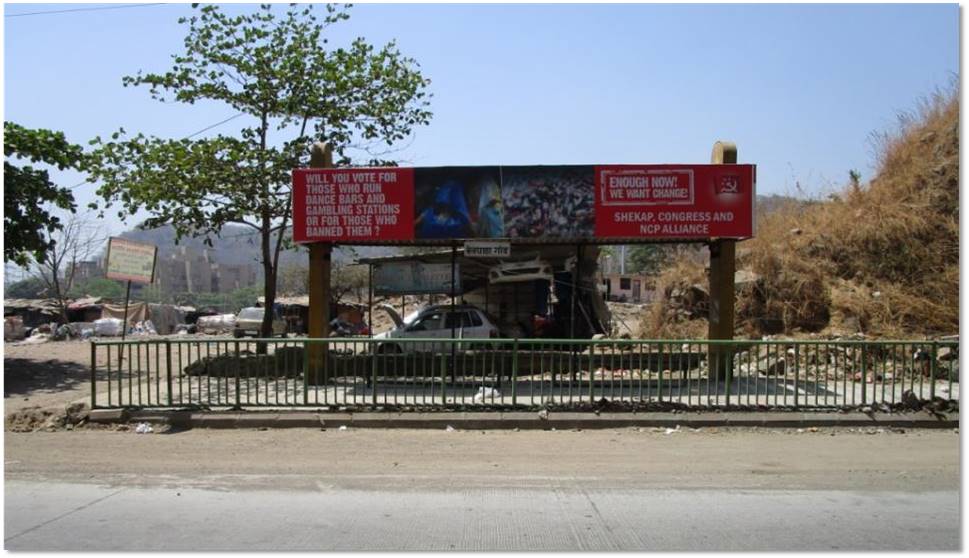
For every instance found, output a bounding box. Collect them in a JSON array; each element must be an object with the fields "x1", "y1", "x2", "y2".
[{"x1": 415, "y1": 179, "x2": 473, "y2": 238}]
